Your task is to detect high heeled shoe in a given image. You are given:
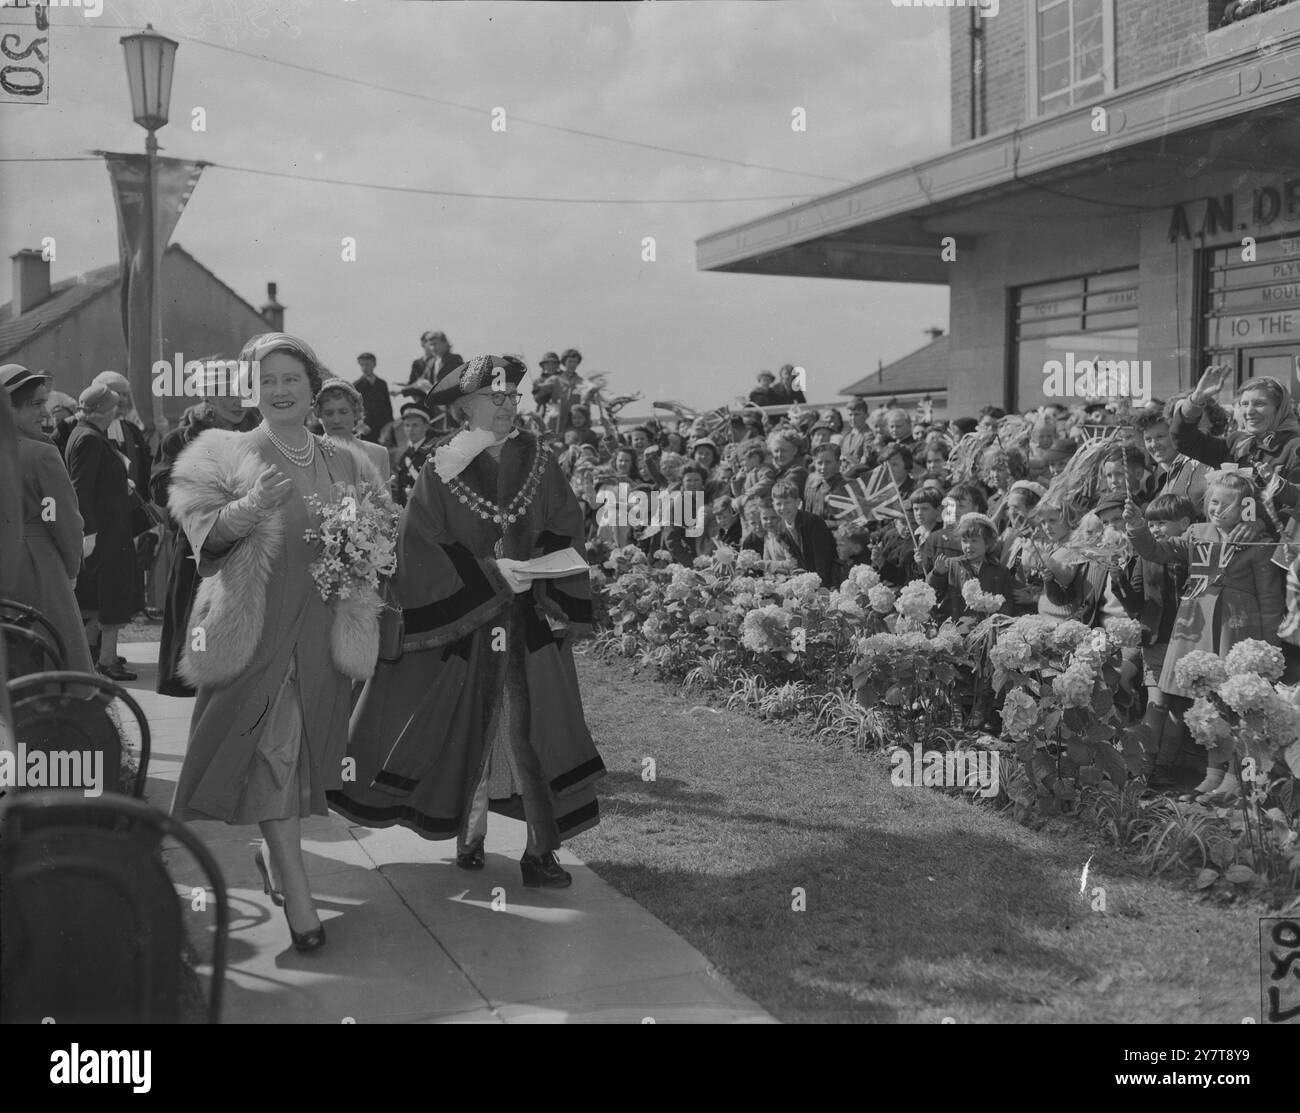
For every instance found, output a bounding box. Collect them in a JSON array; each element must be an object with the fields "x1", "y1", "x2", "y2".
[
  {"x1": 282, "y1": 906, "x2": 326, "y2": 953},
  {"x1": 520, "y1": 851, "x2": 571, "y2": 889},
  {"x1": 253, "y1": 850, "x2": 285, "y2": 907}
]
